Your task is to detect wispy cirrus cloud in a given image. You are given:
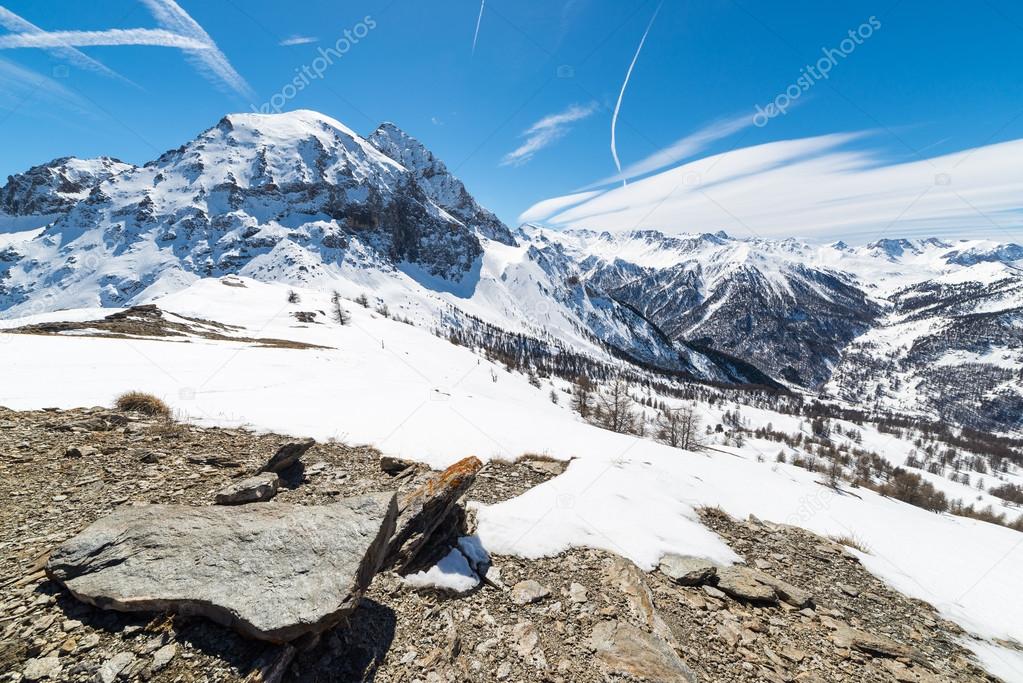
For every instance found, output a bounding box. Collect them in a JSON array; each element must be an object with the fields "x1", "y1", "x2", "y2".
[
  {"x1": 279, "y1": 35, "x2": 318, "y2": 46},
  {"x1": 586, "y1": 112, "x2": 755, "y2": 189},
  {"x1": 520, "y1": 132, "x2": 1023, "y2": 242},
  {"x1": 501, "y1": 102, "x2": 598, "y2": 167},
  {"x1": 0, "y1": 56, "x2": 92, "y2": 114},
  {"x1": 138, "y1": 0, "x2": 254, "y2": 99}
]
